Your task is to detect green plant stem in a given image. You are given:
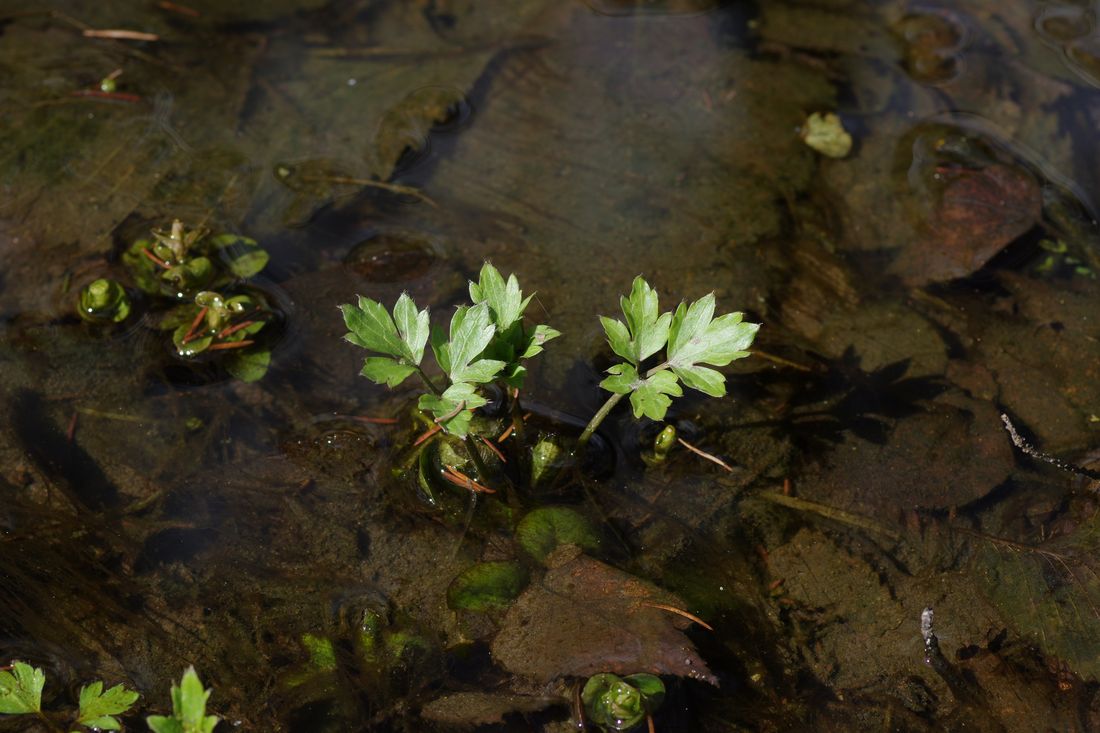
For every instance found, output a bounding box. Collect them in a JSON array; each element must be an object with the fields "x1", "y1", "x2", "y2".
[
  {"x1": 414, "y1": 364, "x2": 444, "y2": 396},
  {"x1": 577, "y1": 361, "x2": 670, "y2": 449}
]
